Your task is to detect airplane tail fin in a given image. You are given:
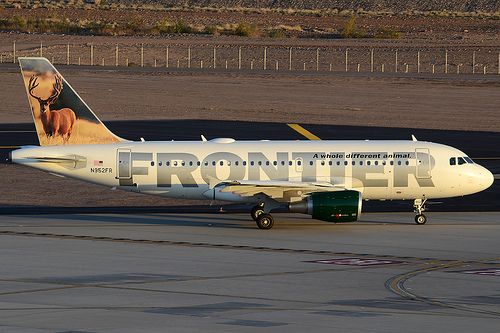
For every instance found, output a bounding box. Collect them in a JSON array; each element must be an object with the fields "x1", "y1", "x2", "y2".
[{"x1": 19, "y1": 57, "x2": 128, "y2": 146}]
